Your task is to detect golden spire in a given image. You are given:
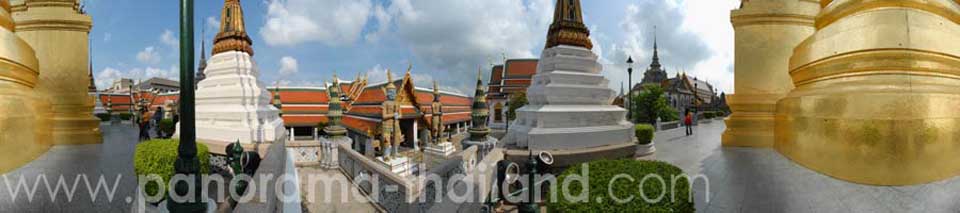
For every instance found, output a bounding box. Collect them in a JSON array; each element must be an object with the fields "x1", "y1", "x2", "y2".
[
  {"x1": 385, "y1": 69, "x2": 395, "y2": 89},
  {"x1": 213, "y1": 0, "x2": 254, "y2": 55},
  {"x1": 545, "y1": 0, "x2": 592, "y2": 49}
]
